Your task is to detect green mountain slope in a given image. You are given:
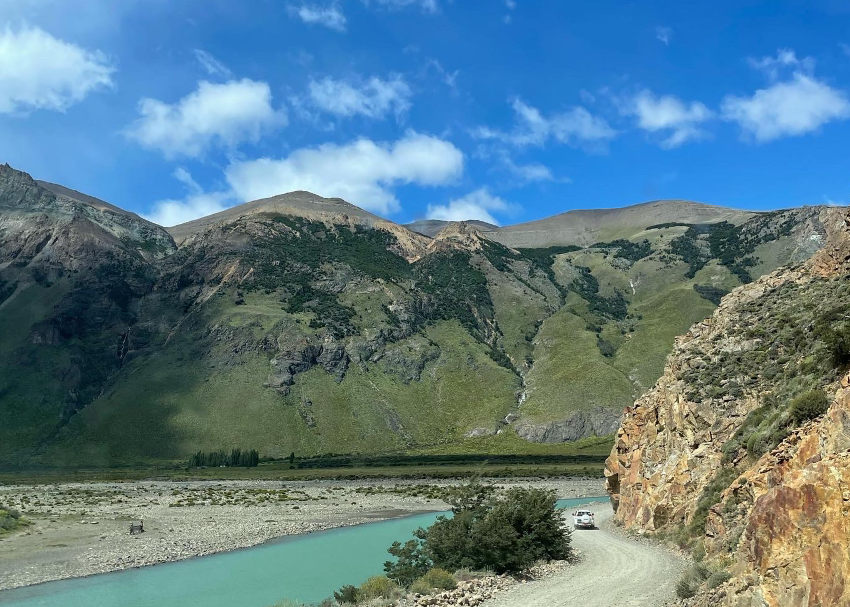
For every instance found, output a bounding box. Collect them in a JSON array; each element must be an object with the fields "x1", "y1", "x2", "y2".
[{"x1": 0, "y1": 163, "x2": 844, "y2": 465}]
